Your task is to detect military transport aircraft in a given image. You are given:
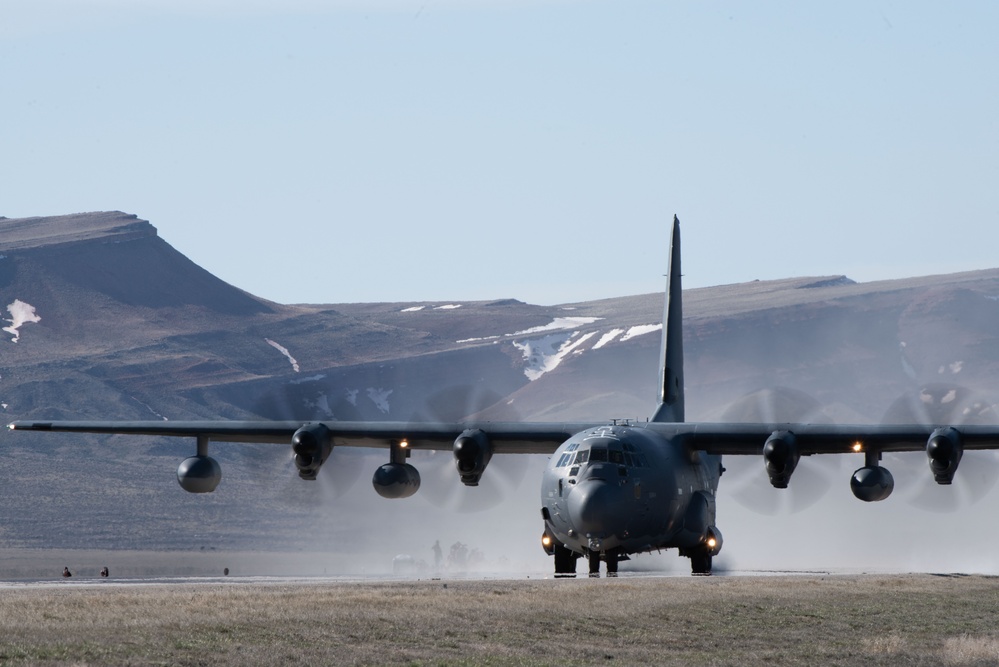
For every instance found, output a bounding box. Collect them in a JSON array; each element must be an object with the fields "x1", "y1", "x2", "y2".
[{"x1": 10, "y1": 217, "x2": 999, "y2": 576}]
